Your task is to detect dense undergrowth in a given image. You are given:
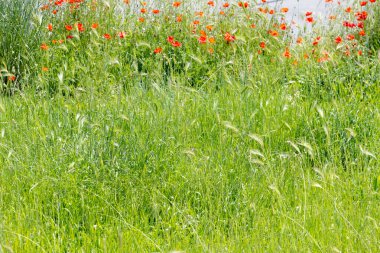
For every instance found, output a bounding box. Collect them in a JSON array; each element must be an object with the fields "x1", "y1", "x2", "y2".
[{"x1": 0, "y1": 0, "x2": 380, "y2": 252}]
